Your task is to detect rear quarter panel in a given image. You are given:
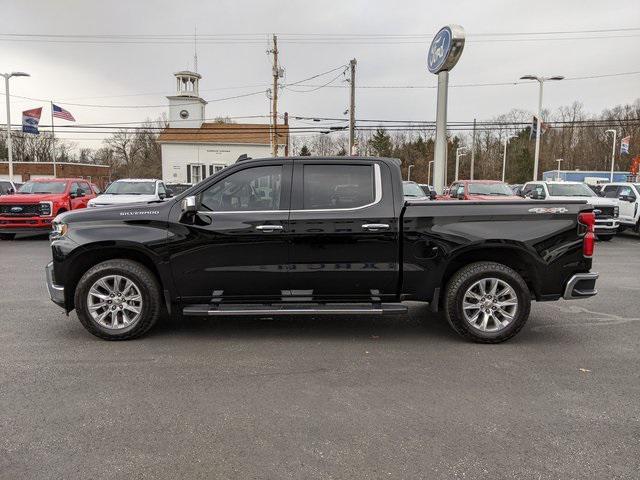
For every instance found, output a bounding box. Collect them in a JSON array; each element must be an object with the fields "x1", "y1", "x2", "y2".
[{"x1": 401, "y1": 200, "x2": 593, "y2": 301}]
